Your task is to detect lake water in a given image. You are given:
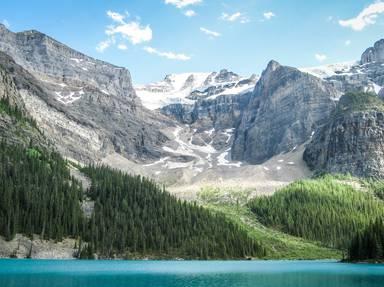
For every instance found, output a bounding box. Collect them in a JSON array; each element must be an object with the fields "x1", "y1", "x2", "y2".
[{"x1": 0, "y1": 259, "x2": 383, "y2": 287}]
